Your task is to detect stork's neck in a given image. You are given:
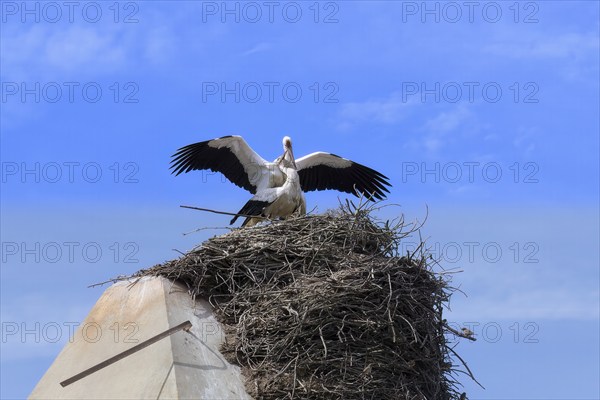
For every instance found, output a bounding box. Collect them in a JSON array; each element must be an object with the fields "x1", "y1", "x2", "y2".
[{"x1": 282, "y1": 166, "x2": 299, "y2": 184}]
